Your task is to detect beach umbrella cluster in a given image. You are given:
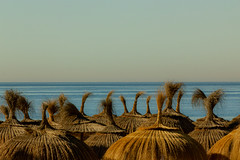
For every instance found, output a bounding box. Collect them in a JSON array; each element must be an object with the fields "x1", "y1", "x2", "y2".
[{"x1": 0, "y1": 82, "x2": 239, "y2": 159}]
